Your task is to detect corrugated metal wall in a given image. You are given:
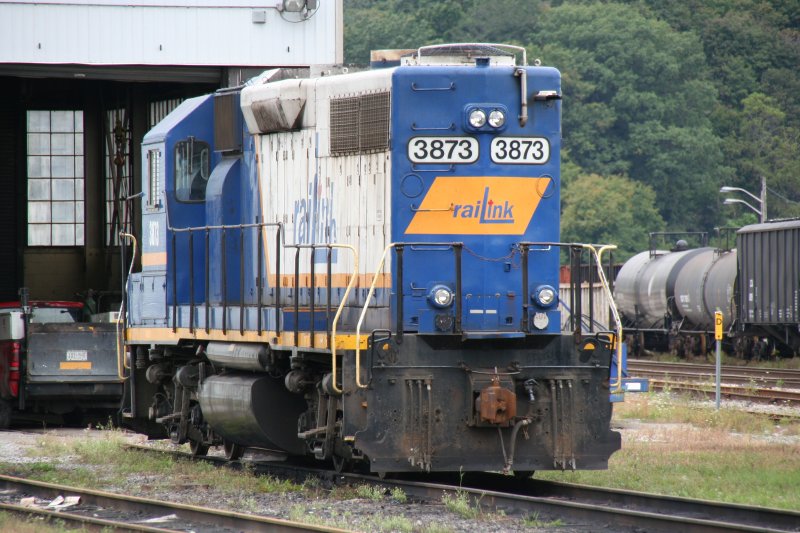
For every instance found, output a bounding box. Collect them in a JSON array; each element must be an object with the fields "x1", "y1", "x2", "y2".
[
  {"x1": 0, "y1": 1, "x2": 342, "y2": 67},
  {"x1": 738, "y1": 221, "x2": 800, "y2": 325}
]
